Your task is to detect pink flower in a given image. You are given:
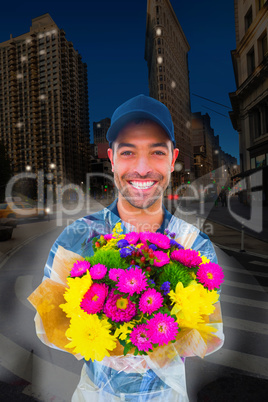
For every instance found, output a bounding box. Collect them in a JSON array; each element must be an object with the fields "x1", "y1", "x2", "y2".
[
  {"x1": 139, "y1": 288, "x2": 163, "y2": 315},
  {"x1": 116, "y1": 267, "x2": 148, "y2": 296},
  {"x1": 146, "y1": 312, "x2": 179, "y2": 346},
  {"x1": 153, "y1": 251, "x2": 170, "y2": 267},
  {"x1": 90, "y1": 263, "x2": 107, "y2": 279},
  {"x1": 196, "y1": 262, "x2": 224, "y2": 290},
  {"x1": 139, "y1": 232, "x2": 152, "y2": 245},
  {"x1": 70, "y1": 260, "x2": 91, "y2": 277},
  {"x1": 125, "y1": 232, "x2": 140, "y2": 245},
  {"x1": 109, "y1": 268, "x2": 125, "y2": 282},
  {"x1": 130, "y1": 324, "x2": 153, "y2": 352},
  {"x1": 80, "y1": 283, "x2": 109, "y2": 314},
  {"x1": 148, "y1": 233, "x2": 170, "y2": 249},
  {"x1": 170, "y1": 249, "x2": 202, "y2": 268},
  {"x1": 103, "y1": 290, "x2": 137, "y2": 322},
  {"x1": 104, "y1": 234, "x2": 114, "y2": 241}
]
